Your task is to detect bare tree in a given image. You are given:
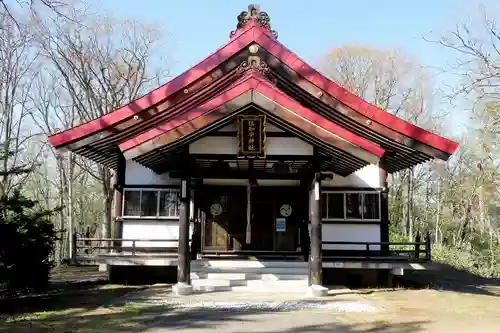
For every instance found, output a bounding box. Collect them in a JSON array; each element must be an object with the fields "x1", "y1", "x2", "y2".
[
  {"x1": 0, "y1": 11, "x2": 43, "y2": 197},
  {"x1": 0, "y1": 0, "x2": 72, "y2": 29},
  {"x1": 35, "y1": 13, "x2": 168, "y2": 240},
  {"x1": 319, "y1": 45, "x2": 446, "y2": 239},
  {"x1": 429, "y1": 8, "x2": 500, "y2": 101}
]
